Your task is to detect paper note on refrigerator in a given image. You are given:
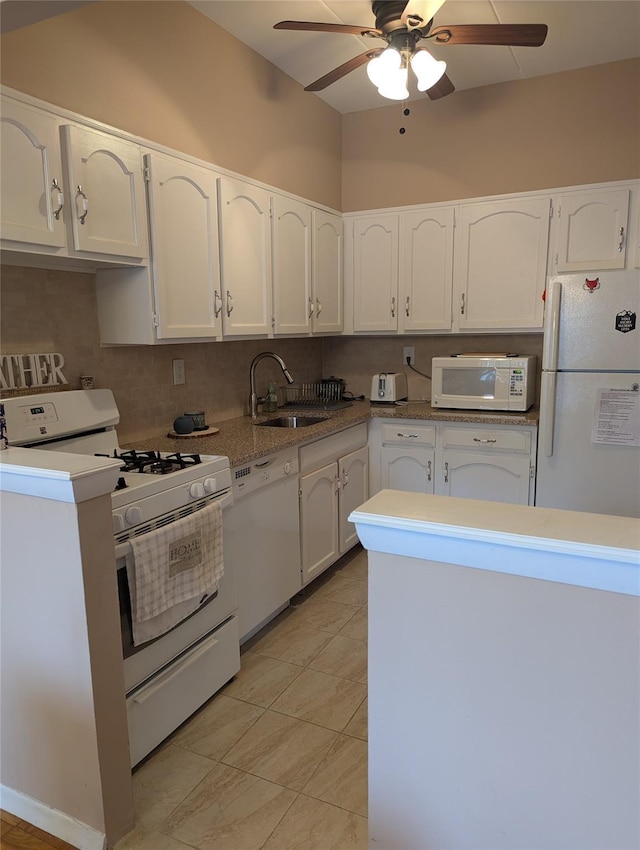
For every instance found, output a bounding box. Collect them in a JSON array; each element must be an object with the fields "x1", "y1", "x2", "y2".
[{"x1": 592, "y1": 388, "x2": 640, "y2": 446}]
